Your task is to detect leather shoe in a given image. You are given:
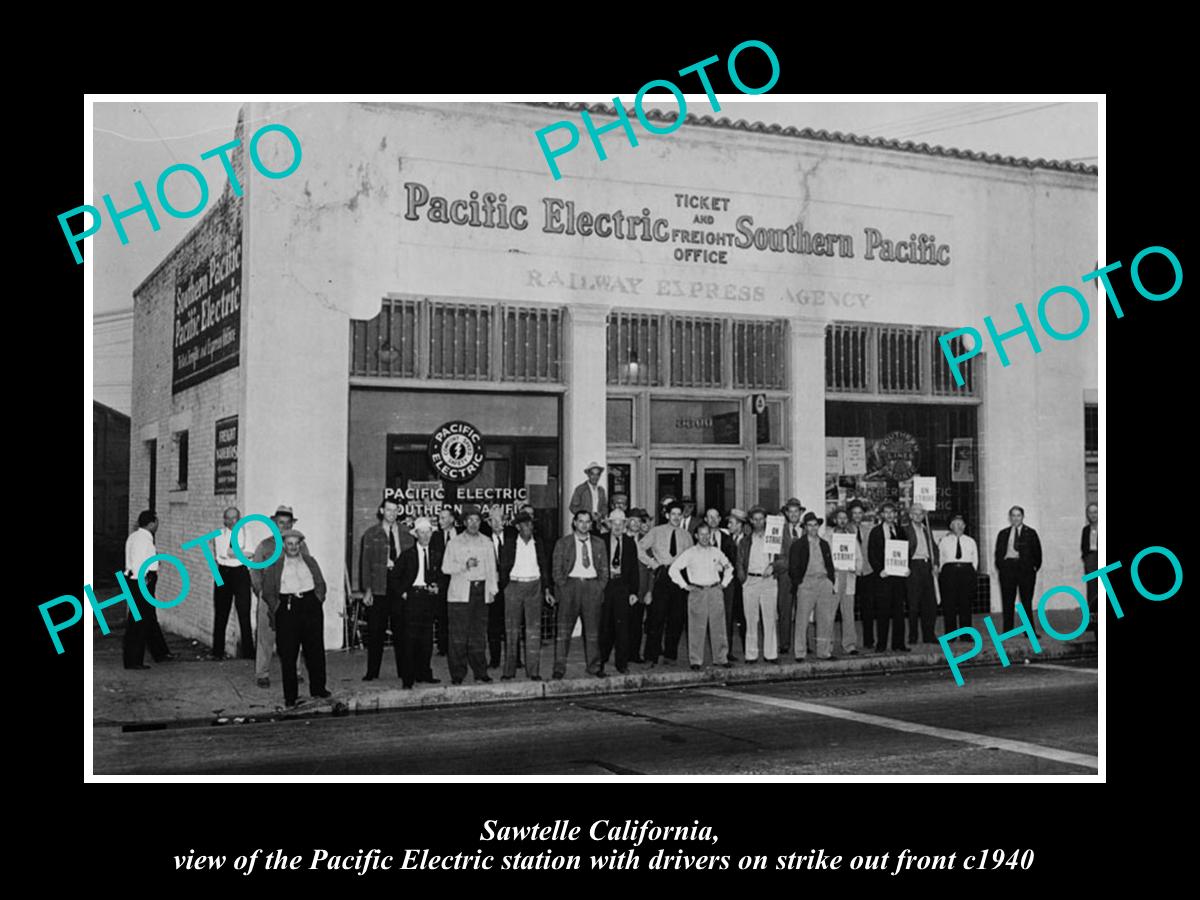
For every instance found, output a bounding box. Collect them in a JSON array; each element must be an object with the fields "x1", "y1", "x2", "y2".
[
  {"x1": 285, "y1": 699, "x2": 298, "y2": 708},
  {"x1": 312, "y1": 689, "x2": 332, "y2": 699},
  {"x1": 451, "y1": 679, "x2": 463, "y2": 685},
  {"x1": 690, "y1": 664, "x2": 702, "y2": 671},
  {"x1": 362, "y1": 675, "x2": 377, "y2": 681},
  {"x1": 501, "y1": 675, "x2": 514, "y2": 681},
  {"x1": 895, "y1": 645, "x2": 911, "y2": 652},
  {"x1": 718, "y1": 662, "x2": 733, "y2": 668},
  {"x1": 402, "y1": 684, "x2": 414, "y2": 690},
  {"x1": 124, "y1": 664, "x2": 151, "y2": 670},
  {"x1": 552, "y1": 672, "x2": 564, "y2": 680},
  {"x1": 596, "y1": 670, "x2": 609, "y2": 678},
  {"x1": 630, "y1": 655, "x2": 644, "y2": 664},
  {"x1": 420, "y1": 678, "x2": 441, "y2": 685},
  {"x1": 529, "y1": 675, "x2": 543, "y2": 681},
  {"x1": 848, "y1": 649, "x2": 859, "y2": 656},
  {"x1": 477, "y1": 674, "x2": 493, "y2": 683},
  {"x1": 256, "y1": 677, "x2": 270, "y2": 688}
]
